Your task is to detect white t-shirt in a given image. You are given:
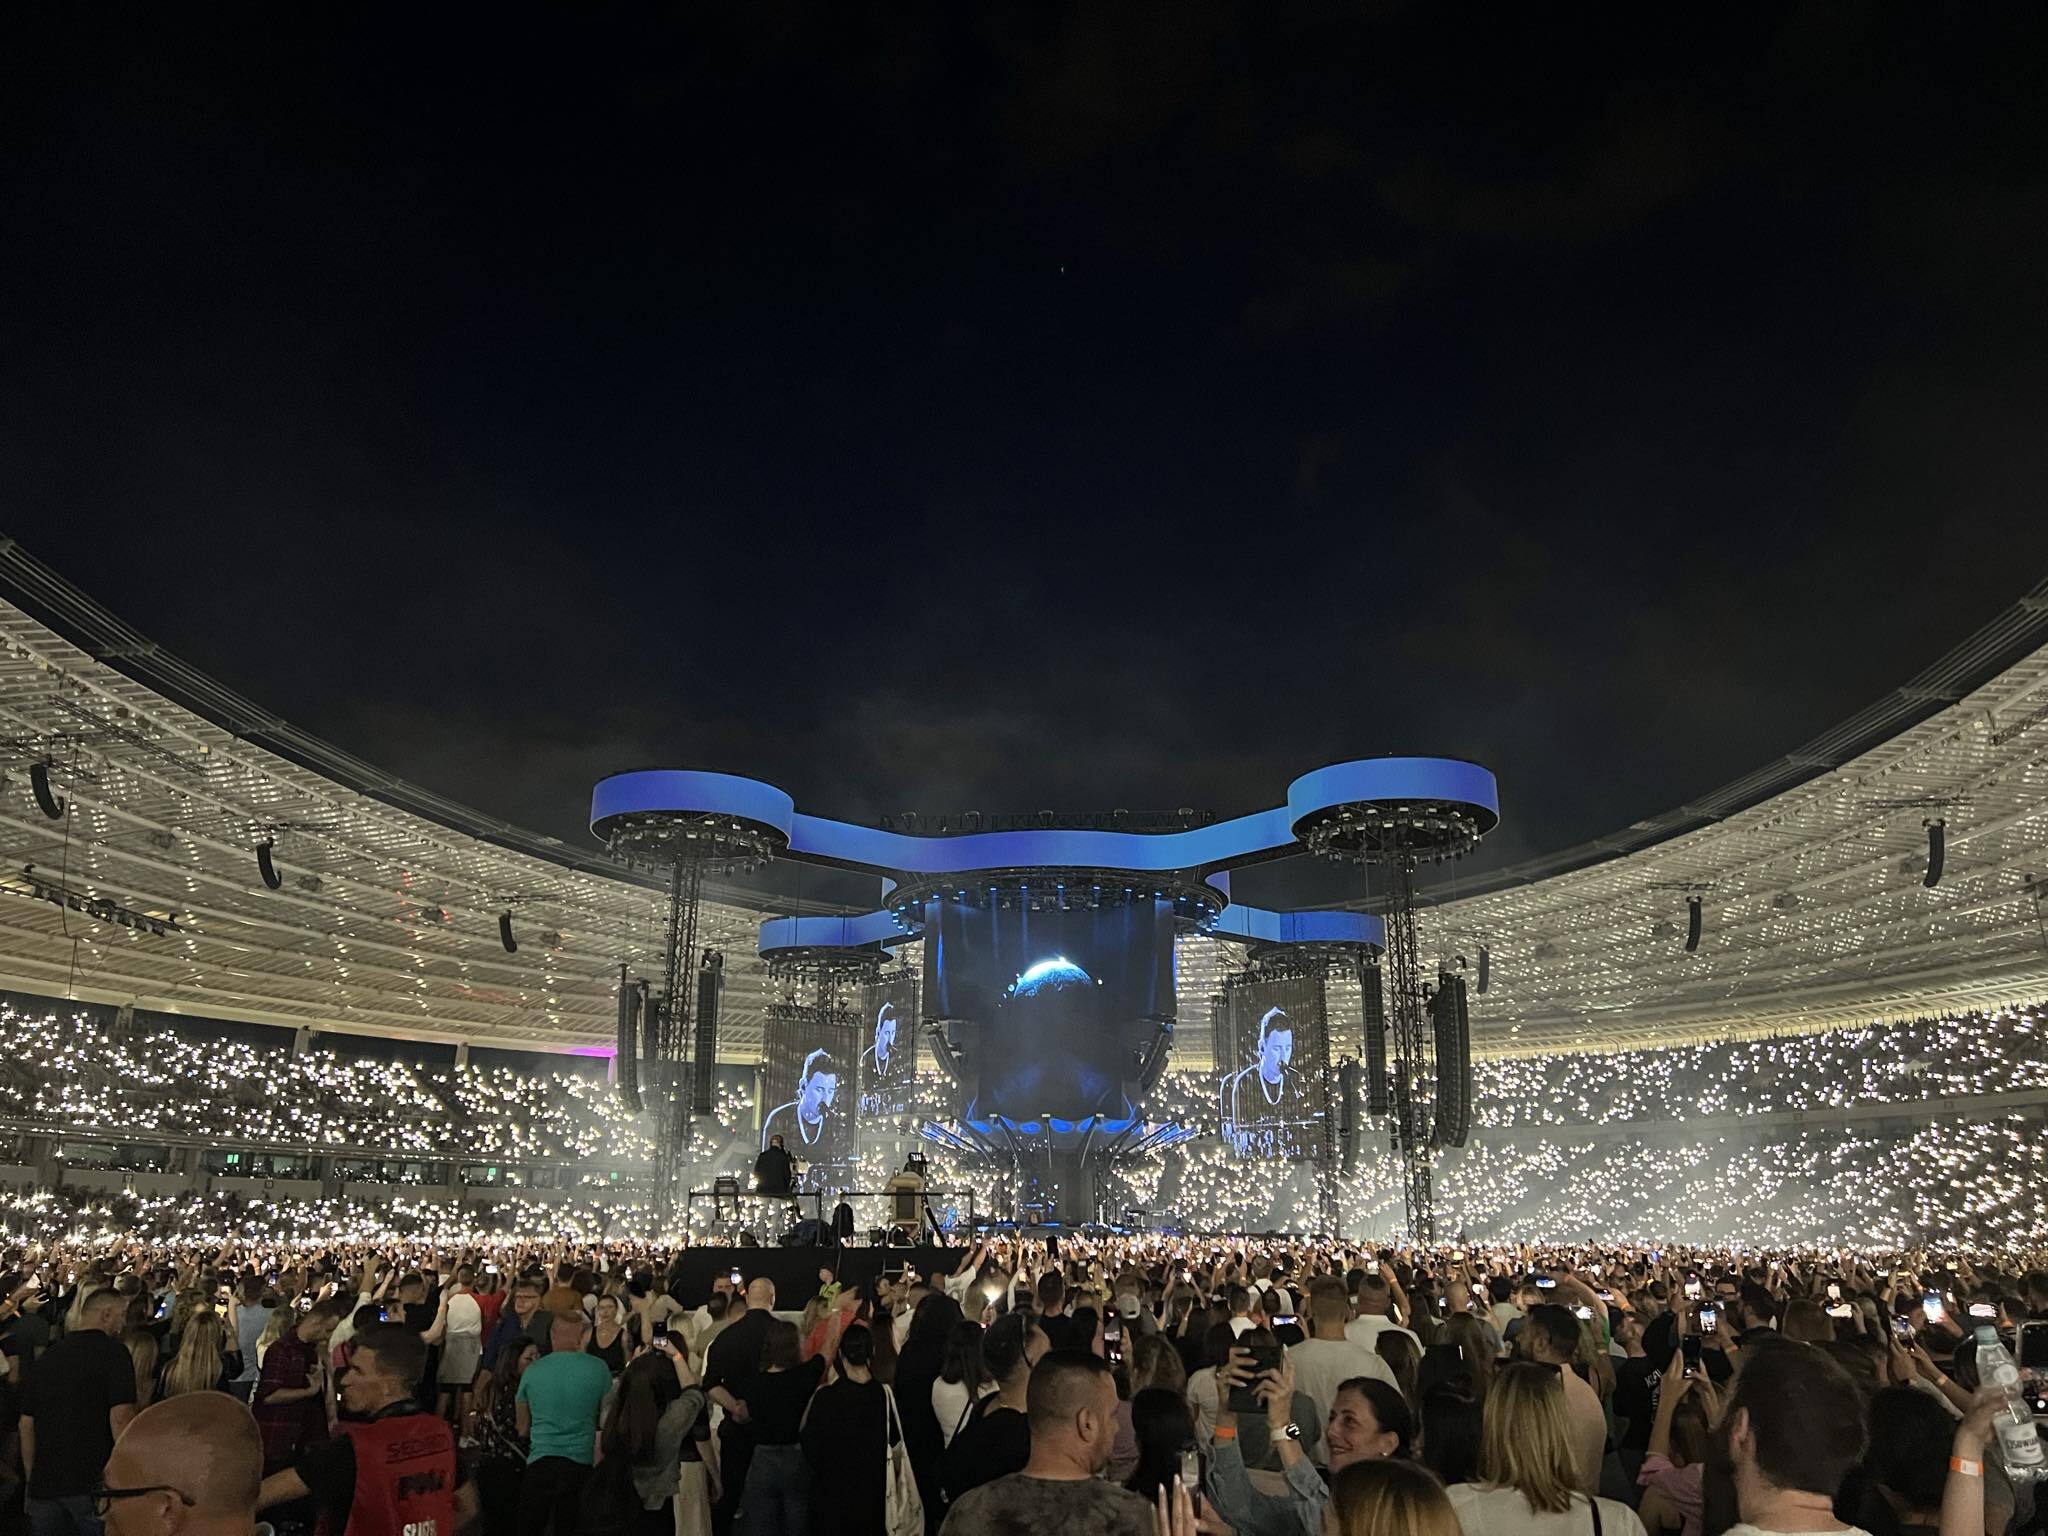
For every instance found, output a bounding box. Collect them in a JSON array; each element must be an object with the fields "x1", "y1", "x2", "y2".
[
  {"x1": 1285, "y1": 1337, "x2": 1396, "y2": 1465},
  {"x1": 1344, "y1": 1315, "x2": 1421, "y2": 1351},
  {"x1": 445, "y1": 1291, "x2": 483, "y2": 1339},
  {"x1": 1722, "y1": 1527, "x2": 1873, "y2": 1536},
  {"x1": 932, "y1": 1378, "x2": 993, "y2": 1445},
  {"x1": 1447, "y1": 1484, "x2": 1647, "y2": 1536},
  {"x1": 1187, "y1": 1367, "x2": 1220, "y2": 1443}
]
